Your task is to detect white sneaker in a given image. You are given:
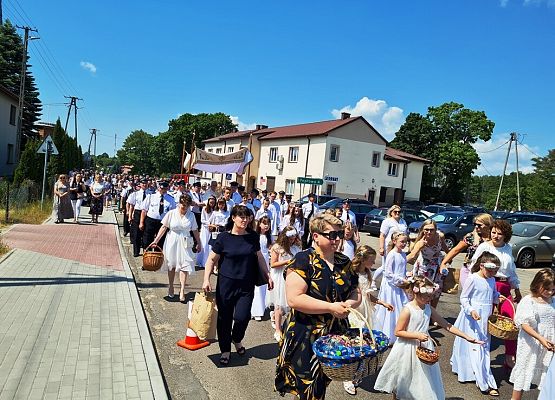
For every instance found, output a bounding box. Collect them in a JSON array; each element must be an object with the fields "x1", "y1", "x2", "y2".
[
  {"x1": 254, "y1": 316, "x2": 262, "y2": 321},
  {"x1": 343, "y1": 381, "x2": 356, "y2": 395}
]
